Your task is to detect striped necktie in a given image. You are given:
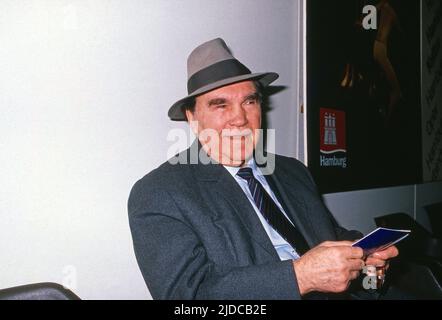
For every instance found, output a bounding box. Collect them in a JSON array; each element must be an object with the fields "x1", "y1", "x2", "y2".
[{"x1": 237, "y1": 167, "x2": 309, "y2": 255}]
